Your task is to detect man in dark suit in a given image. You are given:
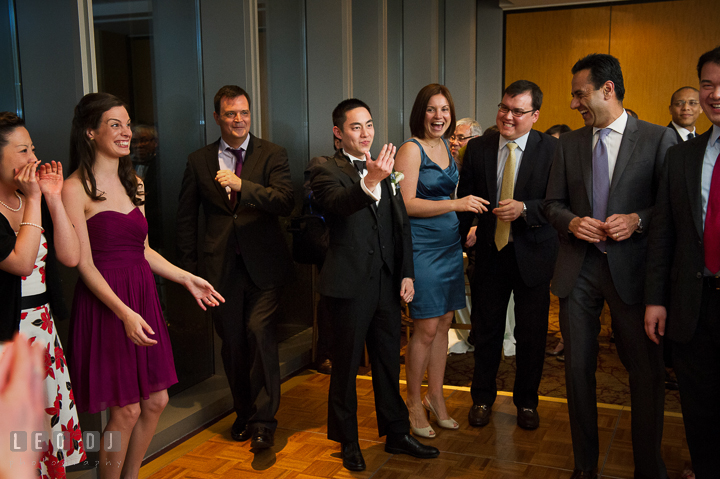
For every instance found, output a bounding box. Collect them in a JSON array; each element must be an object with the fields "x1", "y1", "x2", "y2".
[
  {"x1": 645, "y1": 46, "x2": 720, "y2": 478},
  {"x1": 308, "y1": 99, "x2": 438, "y2": 472},
  {"x1": 176, "y1": 85, "x2": 294, "y2": 449},
  {"x1": 667, "y1": 86, "x2": 702, "y2": 143},
  {"x1": 457, "y1": 80, "x2": 558, "y2": 430},
  {"x1": 544, "y1": 54, "x2": 676, "y2": 479}
]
